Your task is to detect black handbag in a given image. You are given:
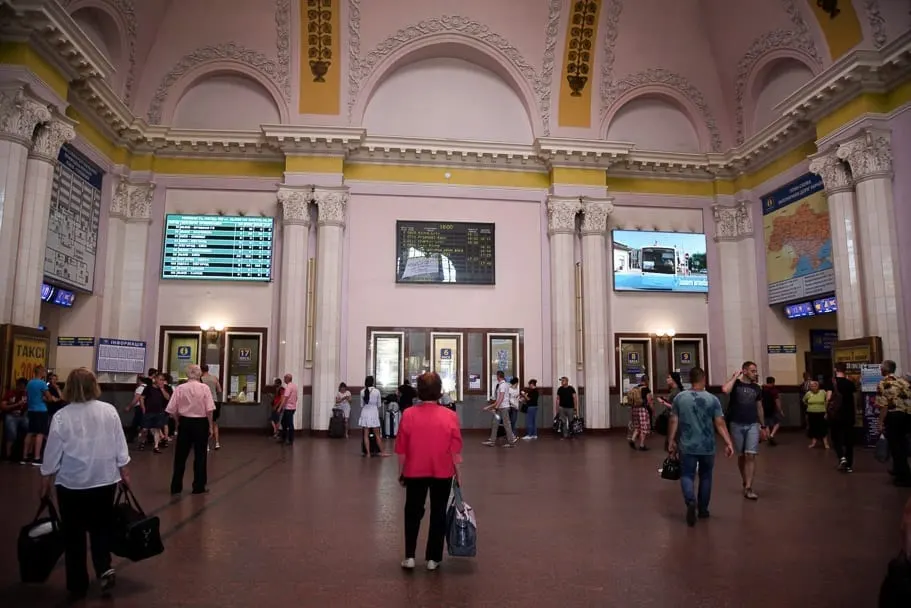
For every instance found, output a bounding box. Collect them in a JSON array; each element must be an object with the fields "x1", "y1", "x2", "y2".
[
  {"x1": 111, "y1": 485, "x2": 164, "y2": 562},
  {"x1": 18, "y1": 498, "x2": 65, "y2": 583},
  {"x1": 660, "y1": 457, "x2": 682, "y2": 481},
  {"x1": 655, "y1": 410, "x2": 670, "y2": 436}
]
